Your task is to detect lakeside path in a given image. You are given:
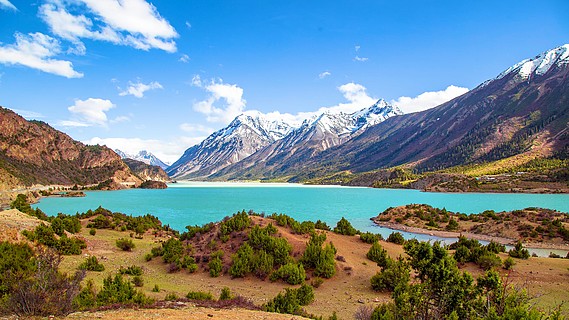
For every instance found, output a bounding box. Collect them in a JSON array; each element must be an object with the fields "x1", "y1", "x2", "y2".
[{"x1": 373, "y1": 220, "x2": 569, "y2": 251}]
